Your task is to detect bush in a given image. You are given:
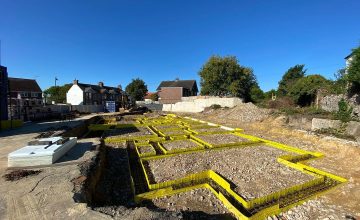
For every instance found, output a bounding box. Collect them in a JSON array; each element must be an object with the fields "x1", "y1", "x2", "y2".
[
  {"x1": 334, "y1": 99, "x2": 353, "y2": 122},
  {"x1": 266, "y1": 96, "x2": 295, "y2": 109},
  {"x1": 288, "y1": 75, "x2": 330, "y2": 106},
  {"x1": 210, "y1": 104, "x2": 222, "y2": 110}
]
